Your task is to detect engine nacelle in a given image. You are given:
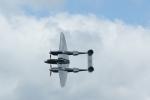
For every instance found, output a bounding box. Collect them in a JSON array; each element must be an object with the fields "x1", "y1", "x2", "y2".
[
  {"x1": 50, "y1": 51, "x2": 62, "y2": 55},
  {"x1": 88, "y1": 66, "x2": 94, "y2": 72}
]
